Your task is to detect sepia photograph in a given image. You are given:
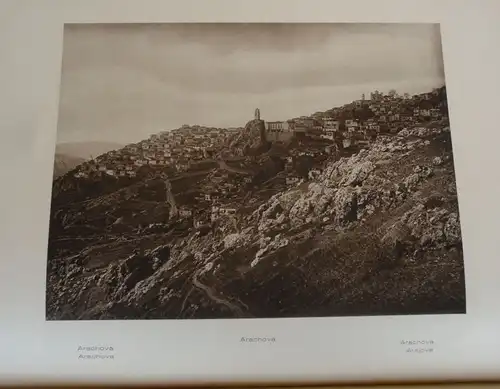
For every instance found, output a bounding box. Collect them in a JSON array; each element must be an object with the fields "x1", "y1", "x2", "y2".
[{"x1": 46, "y1": 23, "x2": 466, "y2": 320}]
